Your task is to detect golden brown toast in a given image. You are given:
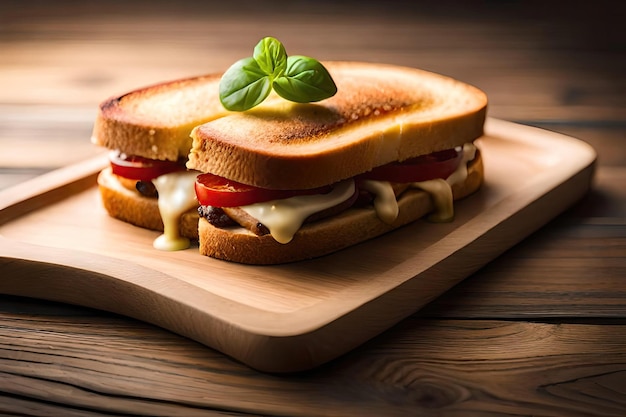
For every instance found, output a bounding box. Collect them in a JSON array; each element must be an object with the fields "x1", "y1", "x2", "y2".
[
  {"x1": 92, "y1": 74, "x2": 229, "y2": 161},
  {"x1": 187, "y1": 62, "x2": 487, "y2": 189},
  {"x1": 92, "y1": 61, "x2": 487, "y2": 264},
  {"x1": 198, "y1": 151, "x2": 483, "y2": 264}
]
